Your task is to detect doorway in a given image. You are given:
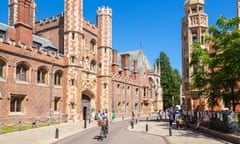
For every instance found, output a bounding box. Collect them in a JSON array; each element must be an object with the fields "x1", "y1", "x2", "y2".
[{"x1": 82, "y1": 94, "x2": 91, "y2": 128}]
